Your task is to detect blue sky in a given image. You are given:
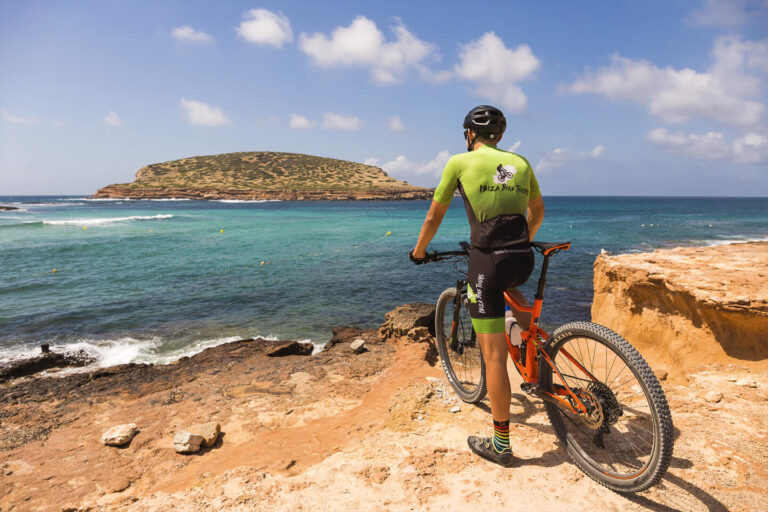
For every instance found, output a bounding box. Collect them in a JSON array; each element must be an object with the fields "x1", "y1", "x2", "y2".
[{"x1": 1, "y1": 0, "x2": 766, "y2": 195}]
